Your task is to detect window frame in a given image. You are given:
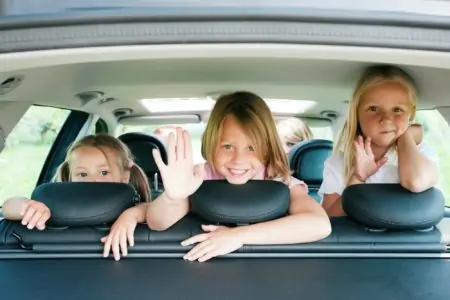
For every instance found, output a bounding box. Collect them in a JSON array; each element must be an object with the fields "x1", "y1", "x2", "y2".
[{"x1": 36, "y1": 109, "x2": 91, "y2": 185}]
